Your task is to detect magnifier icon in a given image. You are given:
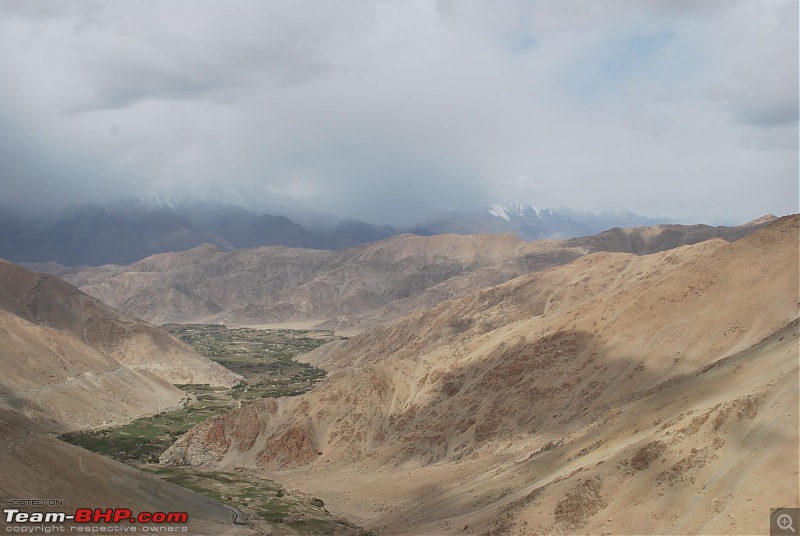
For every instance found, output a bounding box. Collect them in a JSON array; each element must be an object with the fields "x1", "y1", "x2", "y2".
[{"x1": 778, "y1": 513, "x2": 796, "y2": 533}]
